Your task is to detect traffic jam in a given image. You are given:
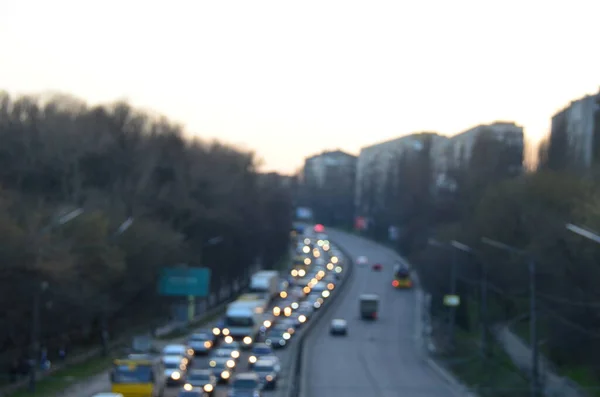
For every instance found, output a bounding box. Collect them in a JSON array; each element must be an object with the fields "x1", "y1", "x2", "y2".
[{"x1": 103, "y1": 224, "x2": 344, "y2": 397}]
